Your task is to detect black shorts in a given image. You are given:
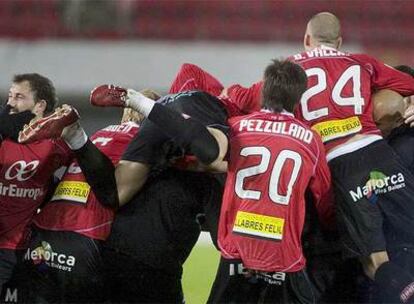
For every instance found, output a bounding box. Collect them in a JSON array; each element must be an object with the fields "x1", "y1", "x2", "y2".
[
  {"x1": 0, "y1": 249, "x2": 24, "y2": 303},
  {"x1": 123, "y1": 90, "x2": 228, "y2": 165},
  {"x1": 102, "y1": 248, "x2": 184, "y2": 303},
  {"x1": 20, "y1": 228, "x2": 104, "y2": 303},
  {"x1": 329, "y1": 140, "x2": 414, "y2": 257},
  {"x1": 207, "y1": 258, "x2": 316, "y2": 304}
]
